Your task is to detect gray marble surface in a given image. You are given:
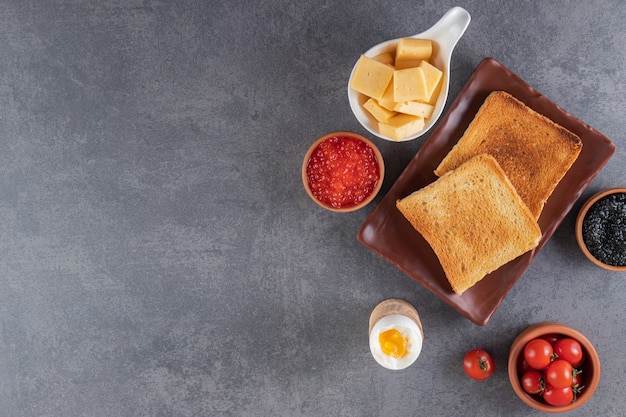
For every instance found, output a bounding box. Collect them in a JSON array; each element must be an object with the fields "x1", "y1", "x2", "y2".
[{"x1": 0, "y1": 1, "x2": 625, "y2": 416}]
